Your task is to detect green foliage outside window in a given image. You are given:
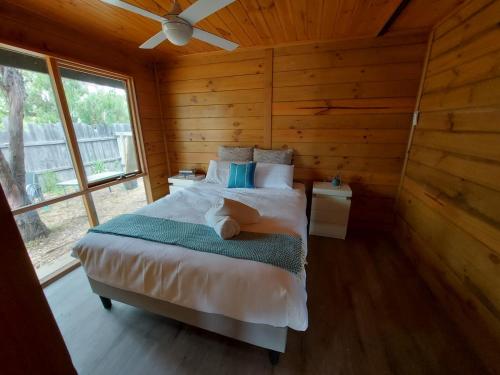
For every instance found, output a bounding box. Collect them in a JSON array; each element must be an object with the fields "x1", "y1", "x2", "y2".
[
  {"x1": 0, "y1": 69, "x2": 131, "y2": 128},
  {"x1": 91, "y1": 160, "x2": 106, "y2": 175}
]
